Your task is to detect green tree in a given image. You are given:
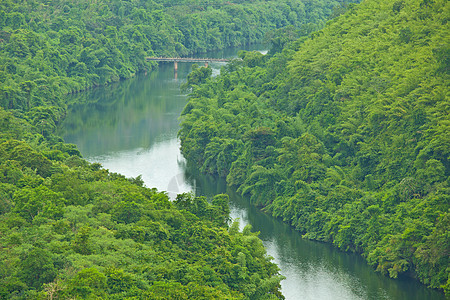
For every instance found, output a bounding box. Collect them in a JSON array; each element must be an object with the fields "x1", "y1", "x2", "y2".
[
  {"x1": 68, "y1": 268, "x2": 107, "y2": 299},
  {"x1": 20, "y1": 247, "x2": 56, "y2": 290}
]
